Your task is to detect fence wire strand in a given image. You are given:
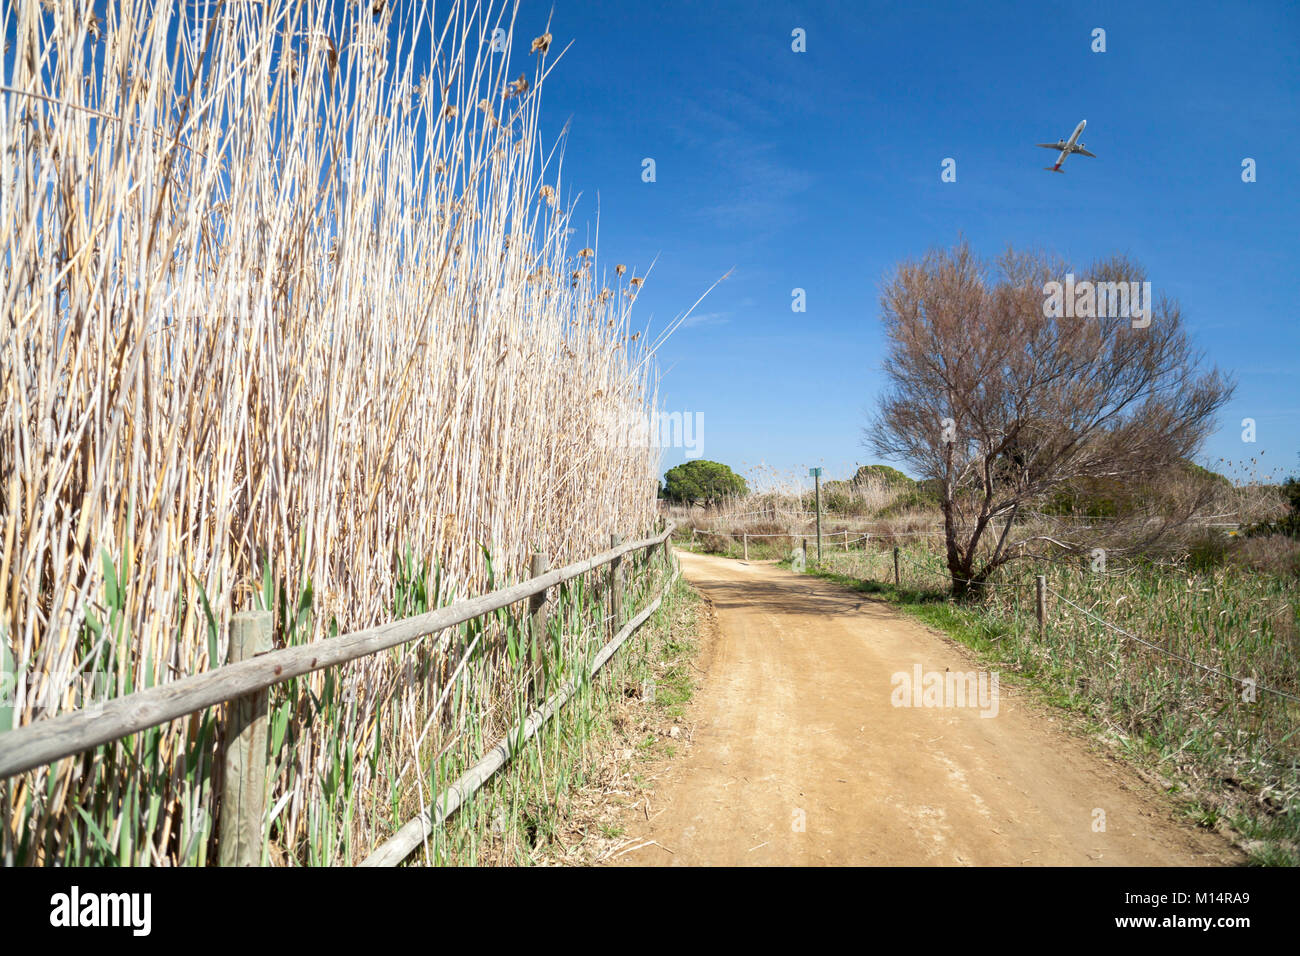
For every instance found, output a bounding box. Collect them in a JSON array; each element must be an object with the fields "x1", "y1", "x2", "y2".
[{"x1": 1046, "y1": 587, "x2": 1300, "y2": 705}]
